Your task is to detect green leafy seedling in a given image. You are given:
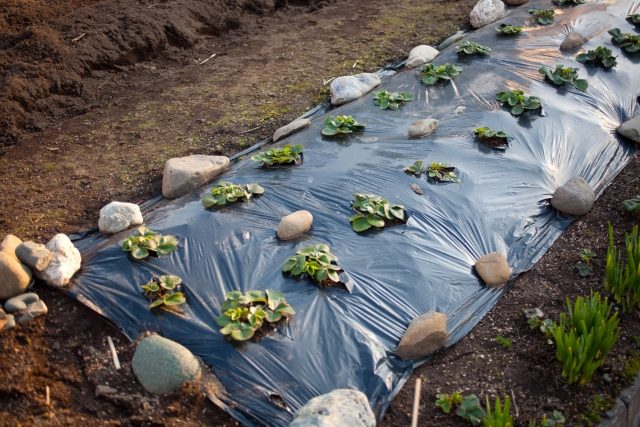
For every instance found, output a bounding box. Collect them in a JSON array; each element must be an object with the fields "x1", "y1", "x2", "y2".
[
  {"x1": 436, "y1": 392, "x2": 463, "y2": 414},
  {"x1": 496, "y1": 24, "x2": 523, "y2": 36},
  {"x1": 609, "y1": 28, "x2": 640, "y2": 53},
  {"x1": 456, "y1": 394, "x2": 486, "y2": 425},
  {"x1": 427, "y1": 162, "x2": 460, "y2": 183},
  {"x1": 529, "y1": 9, "x2": 555, "y2": 25},
  {"x1": 496, "y1": 89, "x2": 541, "y2": 116},
  {"x1": 404, "y1": 160, "x2": 426, "y2": 177},
  {"x1": 628, "y1": 14, "x2": 640, "y2": 27},
  {"x1": 539, "y1": 64, "x2": 588, "y2": 91},
  {"x1": 605, "y1": 224, "x2": 640, "y2": 313},
  {"x1": 495, "y1": 335, "x2": 513, "y2": 349},
  {"x1": 141, "y1": 275, "x2": 186, "y2": 310},
  {"x1": 202, "y1": 181, "x2": 264, "y2": 208},
  {"x1": 282, "y1": 243, "x2": 343, "y2": 285},
  {"x1": 456, "y1": 41, "x2": 492, "y2": 56},
  {"x1": 623, "y1": 196, "x2": 640, "y2": 213},
  {"x1": 374, "y1": 90, "x2": 414, "y2": 110},
  {"x1": 576, "y1": 46, "x2": 617, "y2": 68},
  {"x1": 321, "y1": 115, "x2": 365, "y2": 136},
  {"x1": 251, "y1": 144, "x2": 304, "y2": 166},
  {"x1": 484, "y1": 396, "x2": 513, "y2": 427},
  {"x1": 576, "y1": 248, "x2": 595, "y2": 277},
  {"x1": 349, "y1": 193, "x2": 406, "y2": 232},
  {"x1": 473, "y1": 127, "x2": 509, "y2": 149},
  {"x1": 217, "y1": 289, "x2": 295, "y2": 342},
  {"x1": 419, "y1": 63, "x2": 463, "y2": 85},
  {"x1": 121, "y1": 226, "x2": 178, "y2": 259}
]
